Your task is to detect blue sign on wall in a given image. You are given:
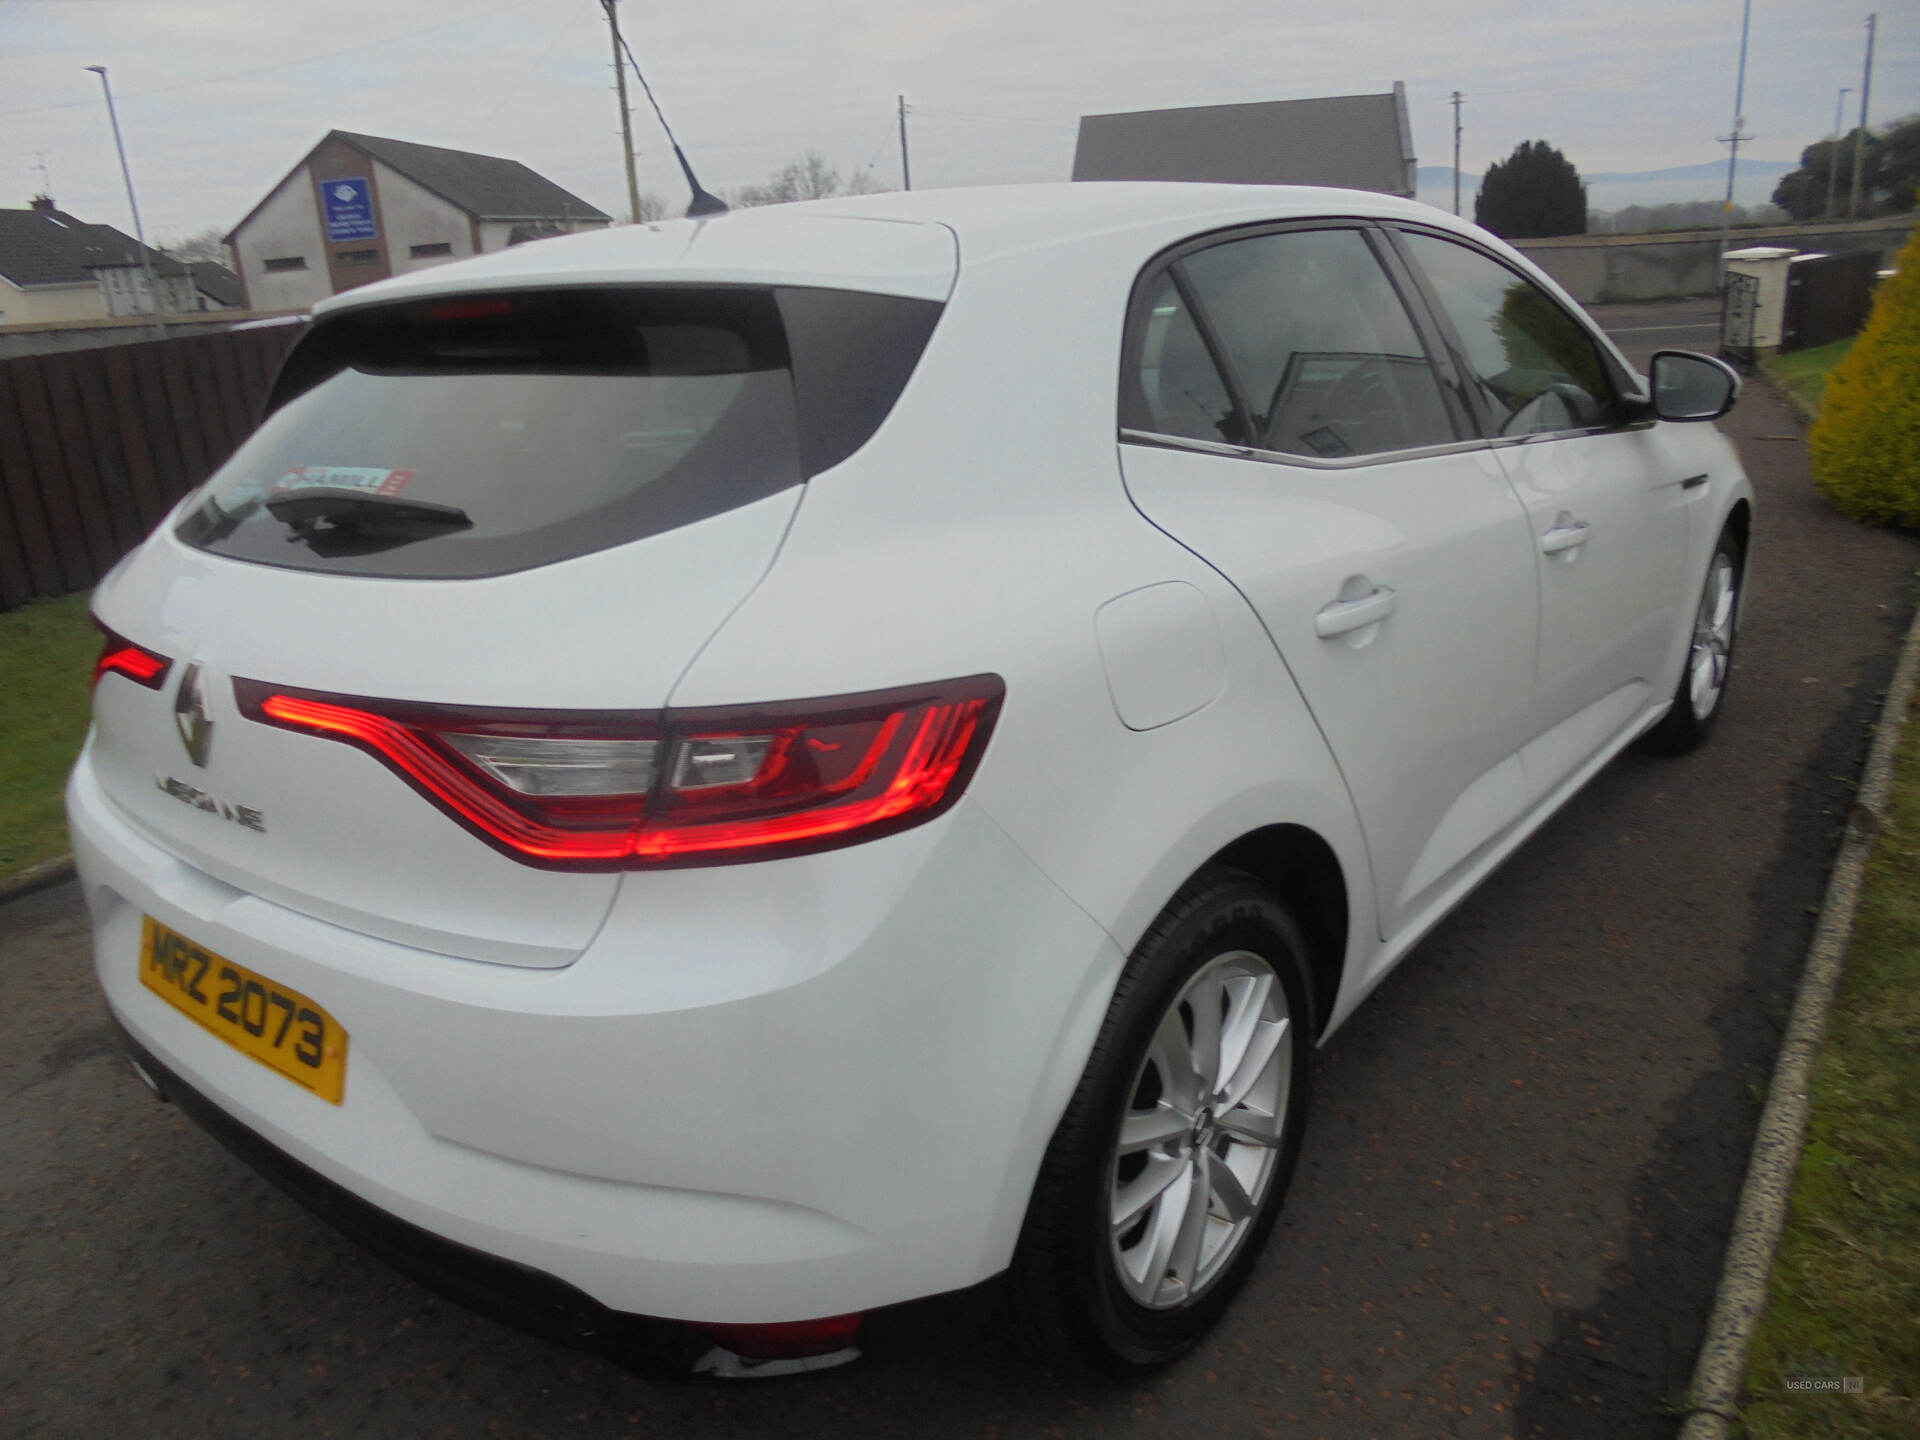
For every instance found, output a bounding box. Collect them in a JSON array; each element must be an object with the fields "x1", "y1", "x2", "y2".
[{"x1": 320, "y1": 177, "x2": 376, "y2": 242}]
